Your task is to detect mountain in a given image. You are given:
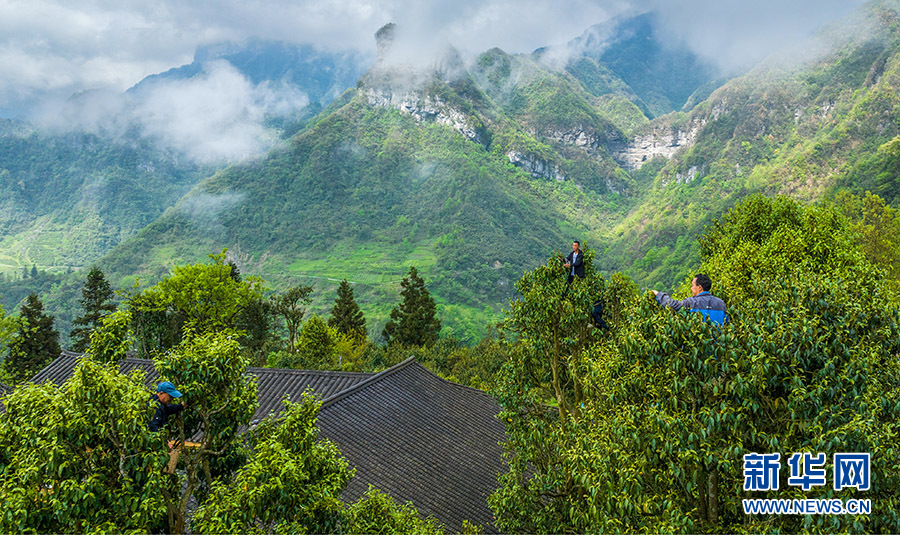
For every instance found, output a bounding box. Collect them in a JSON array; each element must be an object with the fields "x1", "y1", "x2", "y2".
[
  {"x1": 0, "y1": 40, "x2": 369, "y2": 280},
  {"x1": 0, "y1": 120, "x2": 208, "y2": 274},
  {"x1": 129, "y1": 39, "x2": 368, "y2": 108},
  {"x1": 95, "y1": 23, "x2": 650, "y2": 340},
  {"x1": 564, "y1": 12, "x2": 723, "y2": 117},
  {"x1": 603, "y1": 0, "x2": 900, "y2": 285},
  {"x1": 6, "y1": 3, "x2": 900, "y2": 343}
]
